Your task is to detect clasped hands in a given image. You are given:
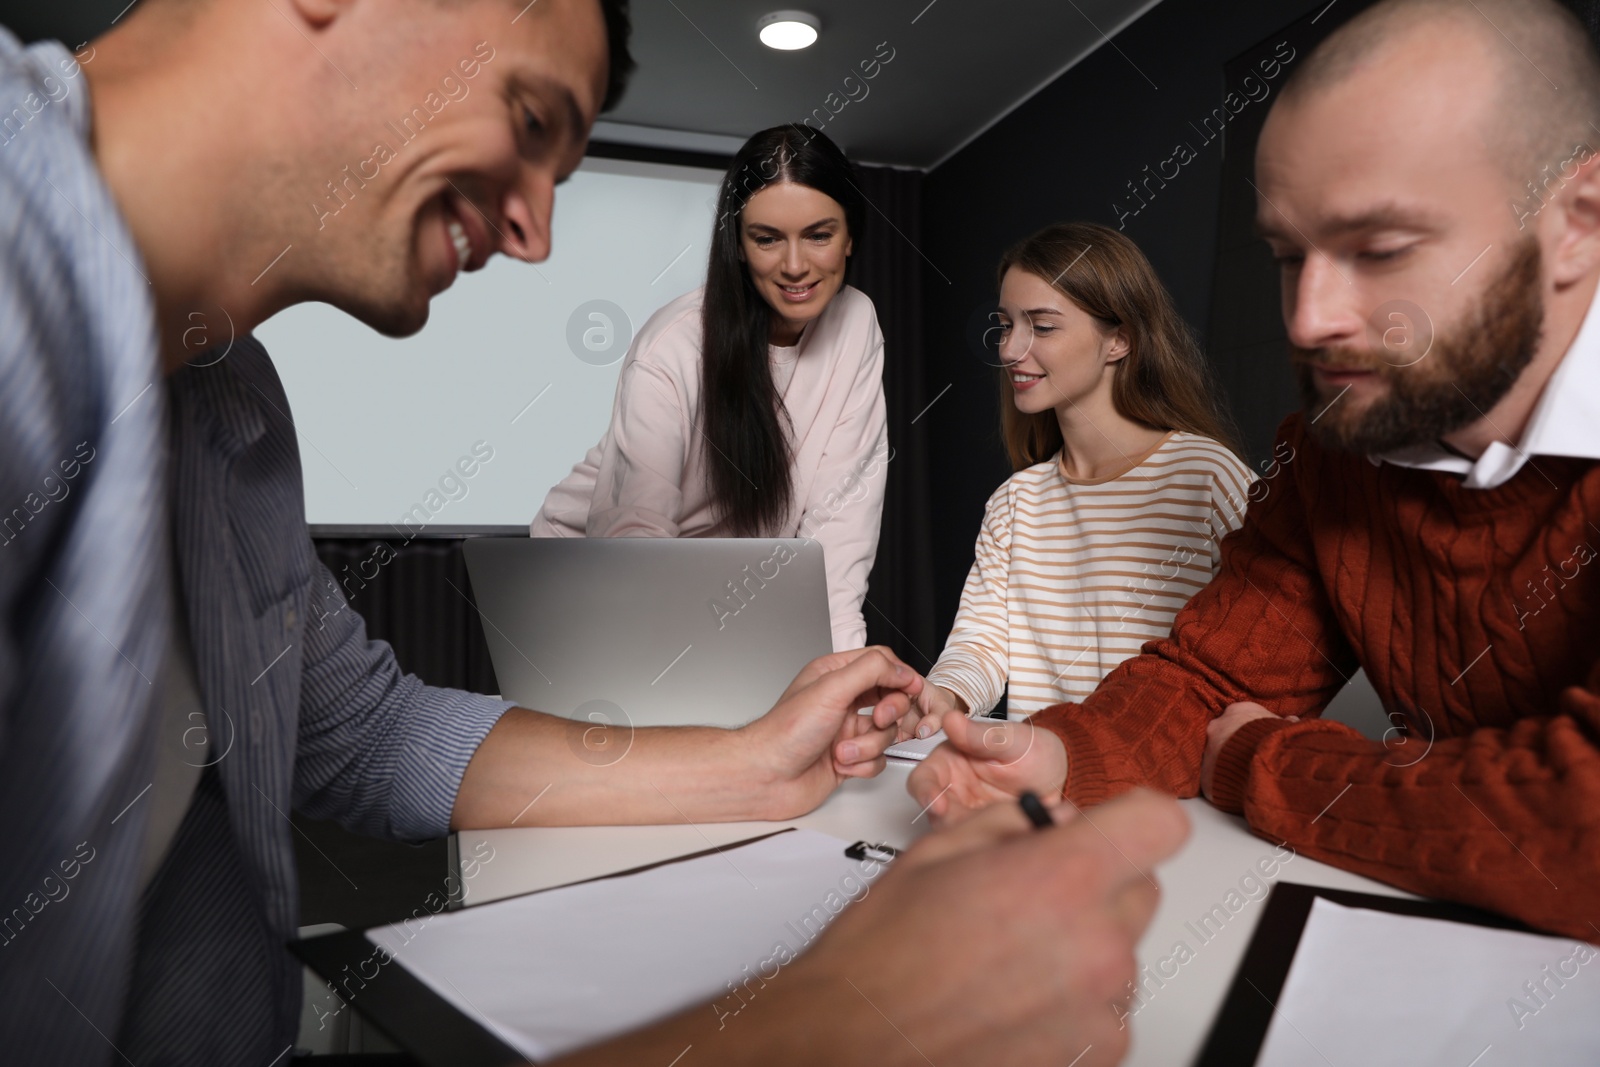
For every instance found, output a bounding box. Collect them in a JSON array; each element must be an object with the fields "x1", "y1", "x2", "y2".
[
  {"x1": 895, "y1": 681, "x2": 1289, "y2": 821},
  {"x1": 756, "y1": 648, "x2": 1288, "y2": 824}
]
